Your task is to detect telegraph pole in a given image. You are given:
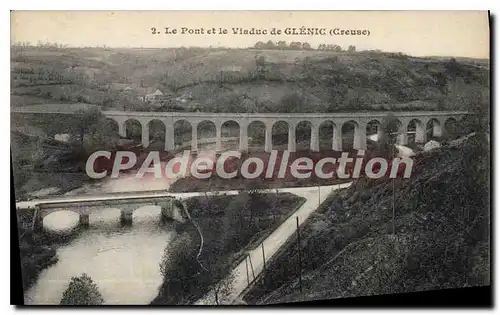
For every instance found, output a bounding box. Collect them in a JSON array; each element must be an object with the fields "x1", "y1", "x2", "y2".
[
  {"x1": 391, "y1": 135, "x2": 396, "y2": 235},
  {"x1": 296, "y1": 216, "x2": 303, "y2": 295},
  {"x1": 318, "y1": 185, "x2": 321, "y2": 206}
]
